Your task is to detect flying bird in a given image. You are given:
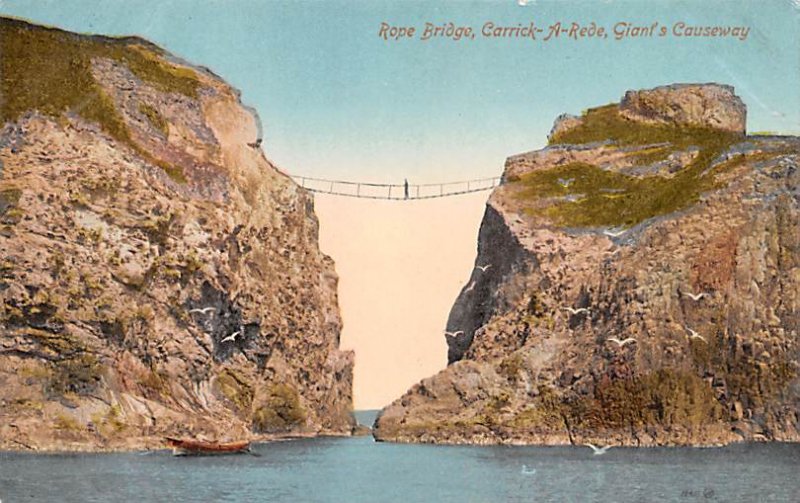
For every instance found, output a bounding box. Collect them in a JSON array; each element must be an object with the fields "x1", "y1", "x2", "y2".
[
  {"x1": 465, "y1": 281, "x2": 477, "y2": 293},
  {"x1": 685, "y1": 327, "x2": 706, "y2": 342},
  {"x1": 189, "y1": 307, "x2": 215, "y2": 315},
  {"x1": 247, "y1": 139, "x2": 262, "y2": 148},
  {"x1": 445, "y1": 330, "x2": 464, "y2": 338},
  {"x1": 557, "y1": 177, "x2": 575, "y2": 188},
  {"x1": 603, "y1": 228, "x2": 628, "y2": 238},
  {"x1": 681, "y1": 291, "x2": 706, "y2": 301},
  {"x1": 221, "y1": 331, "x2": 241, "y2": 343},
  {"x1": 475, "y1": 264, "x2": 492, "y2": 272},
  {"x1": 521, "y1": 465, "x2": 537, "y2": 475},
  {"x1": 584, "y1": 443, "x2": 612, "y2": 455},
  {"x1": 562, "y1": 307, "x2": 590, "y2": 315},
  {"x1": 564, "y1": 194, "x2": 586, "y2": 203},
  {"x1": 607, "y1": 337, "x2": 637, "y2": 347}
]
